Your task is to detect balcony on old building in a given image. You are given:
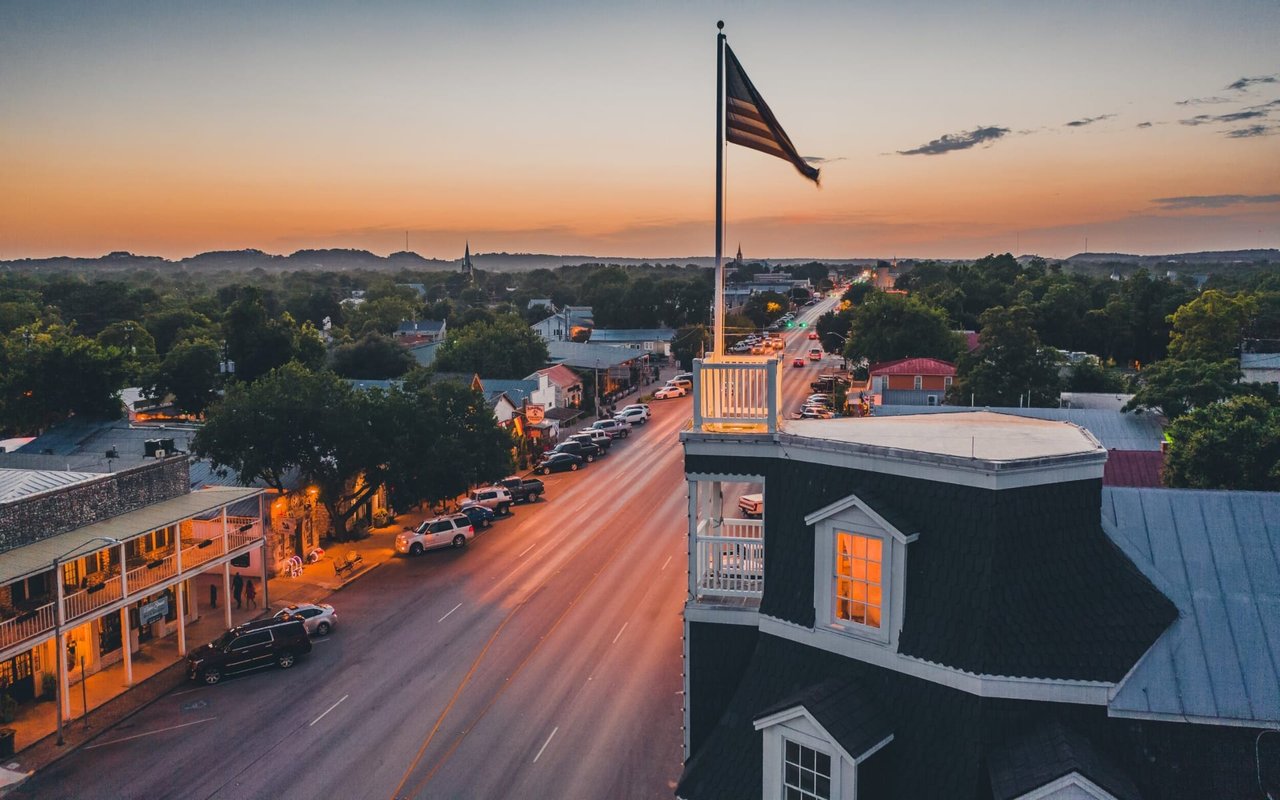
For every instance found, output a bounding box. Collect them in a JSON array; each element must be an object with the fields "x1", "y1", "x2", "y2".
[{"x1": 690, "y1": 355, "x2": 783, "y2": 434}]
